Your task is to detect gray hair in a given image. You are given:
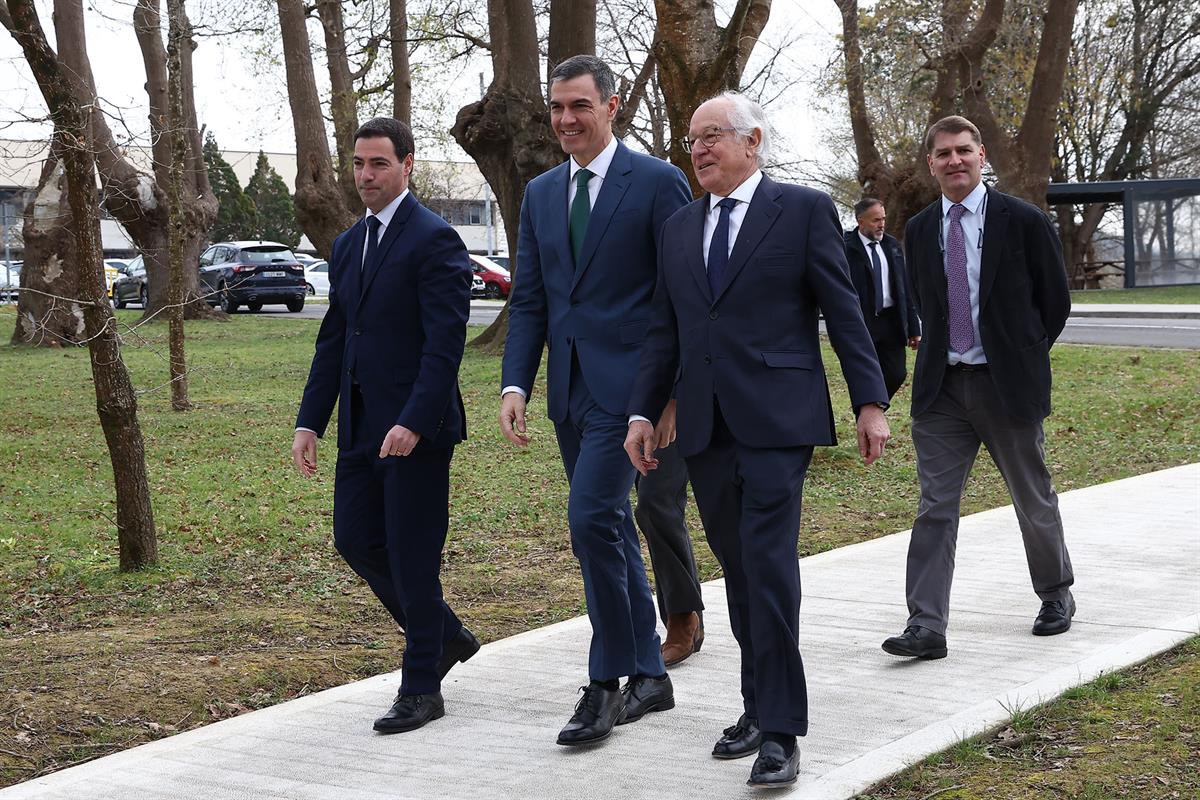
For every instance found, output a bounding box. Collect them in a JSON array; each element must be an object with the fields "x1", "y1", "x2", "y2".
[{"x1": 717, "y1": 91, "x2": 770, "y2": 168}]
